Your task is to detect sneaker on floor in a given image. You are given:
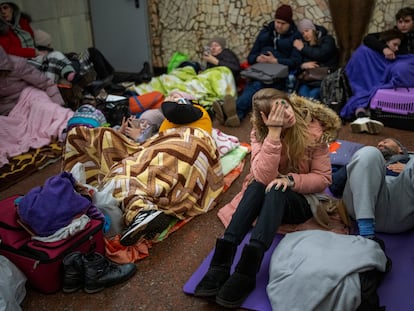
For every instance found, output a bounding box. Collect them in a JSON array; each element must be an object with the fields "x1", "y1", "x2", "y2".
[
  {"x1": 350, "y1": 117, "x2": 384, "y2": 134},
  {"x1": 120, "y1": 210, "x2": 175, "y2": 246},
  {"x1": 212, "y1": 100, "x2": 225, "y2": 125},
  {"x1": 222, "y1": 95, "x2": 240, "y2": 127}
]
